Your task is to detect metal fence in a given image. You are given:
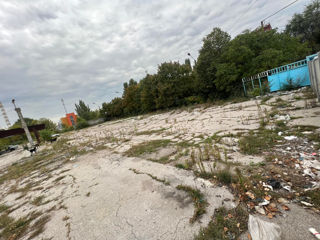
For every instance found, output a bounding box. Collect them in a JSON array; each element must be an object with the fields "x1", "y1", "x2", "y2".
[{"x1": 308, "y1": 52, "x2": 320, "y2": 101}]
